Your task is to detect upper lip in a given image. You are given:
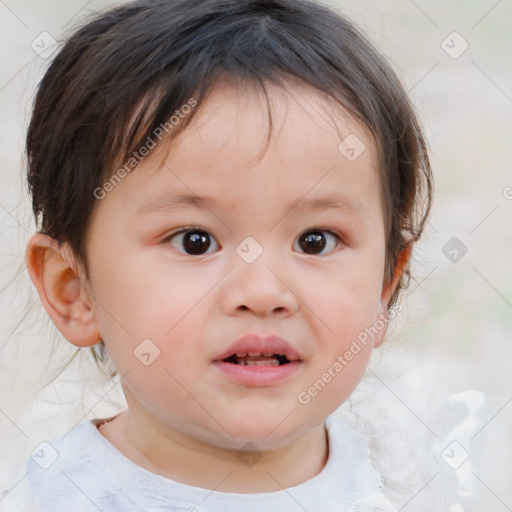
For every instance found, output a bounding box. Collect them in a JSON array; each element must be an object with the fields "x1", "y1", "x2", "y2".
[{"x1": 213, "y1": 334, "x2": 302, "y2": 362}]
